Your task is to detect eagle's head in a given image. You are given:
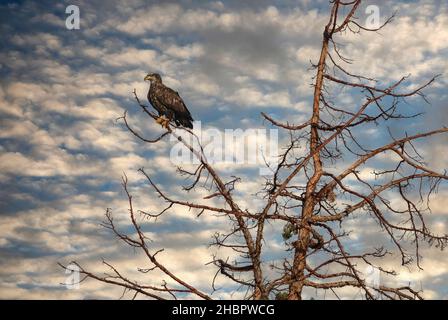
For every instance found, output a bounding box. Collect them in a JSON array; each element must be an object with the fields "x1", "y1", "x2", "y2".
[{"x1": 144, "y1": 73, "x2": 162, "y2": 83}]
